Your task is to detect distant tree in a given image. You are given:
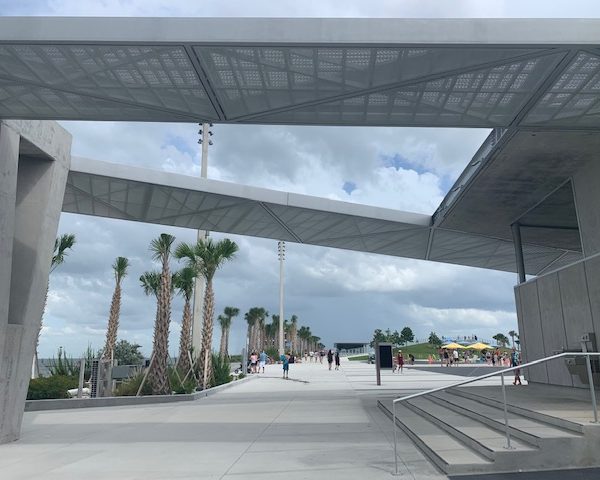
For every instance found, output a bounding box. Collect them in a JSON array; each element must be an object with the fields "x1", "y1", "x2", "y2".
[
  {"x1": 218, "y1": 306, "x2": 239, "y2": 360},
  {"x1": 113, "y1": 340, "x2": 144, "y2": 366},
  {"x1": 508, "y1": 330, "x2": 517, "y2": 348},
  {"x1": 493, "y1": 333, "x2": 510, "y2": 347},
  {"x1": 428, "y1": 331, "x2": 442, "y2": 348},
  {"x1": 370, "y1": 329, "x2": 386, "y2": 347},
  {"x1": 389, "y1": 330, "x2": 402, "y2": 347},
  {"x1": 400, "y1": 327, "x2": 415, "y2": 345}
]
